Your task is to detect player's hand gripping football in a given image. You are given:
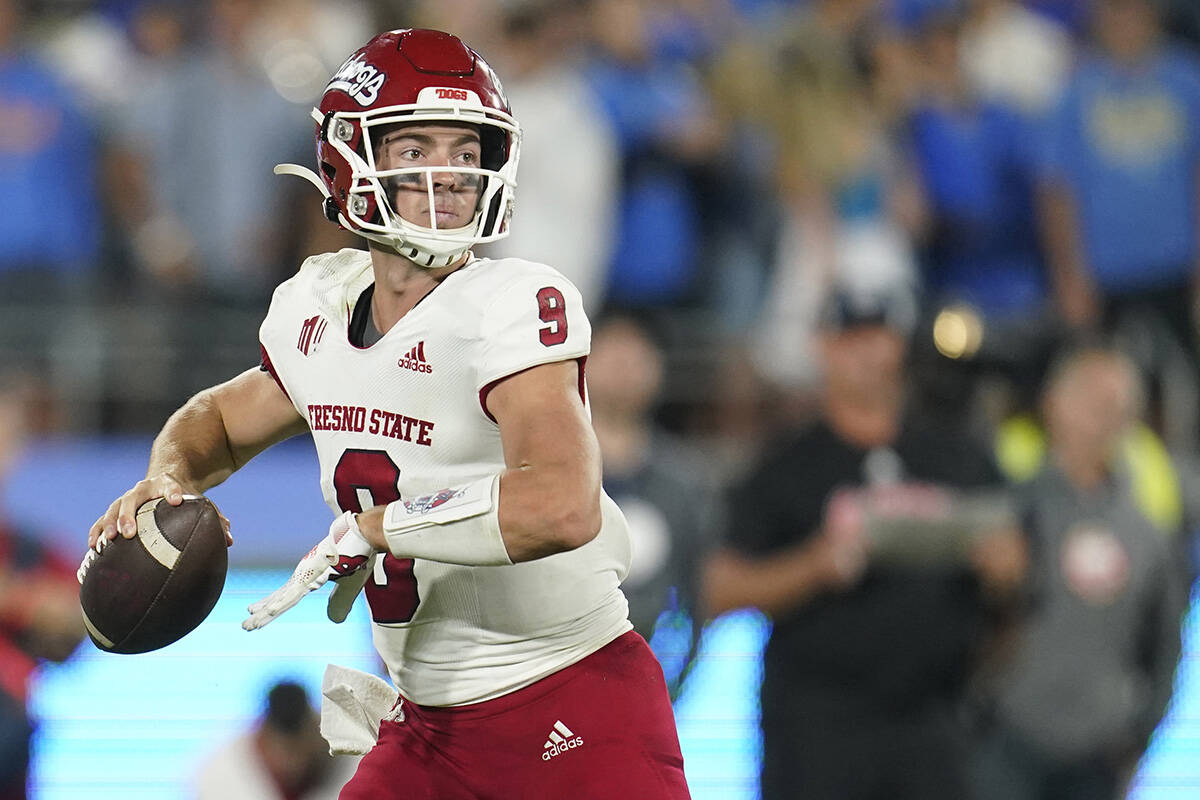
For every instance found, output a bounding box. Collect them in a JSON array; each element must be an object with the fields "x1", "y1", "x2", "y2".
[
  {"x1": 87, "y1": 473, "x2": 232, "y2": 551},
  {"x1": 242, "y1": 511, "x2": 376, "y2": 630}
]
